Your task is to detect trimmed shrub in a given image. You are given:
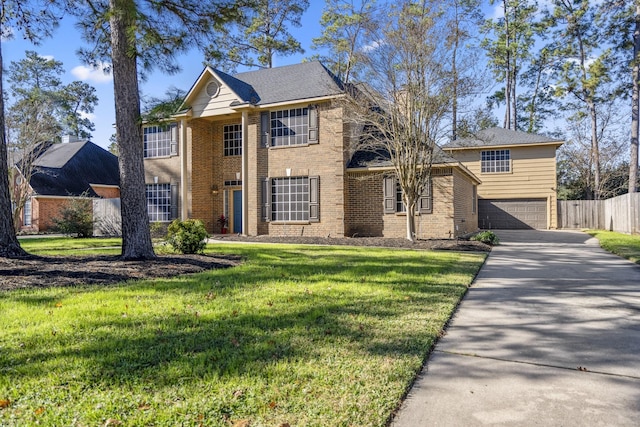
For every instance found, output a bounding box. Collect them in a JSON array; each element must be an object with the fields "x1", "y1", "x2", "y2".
[
  {"x1": 166, "y1": 219, "x2": 208, "y2": 254},
  {"x1": 51, "y1": 196, "x2": 94, "y2": 238},
  {"x1": 471, "y1": 230, "x2": 500, "y2": 245}
]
